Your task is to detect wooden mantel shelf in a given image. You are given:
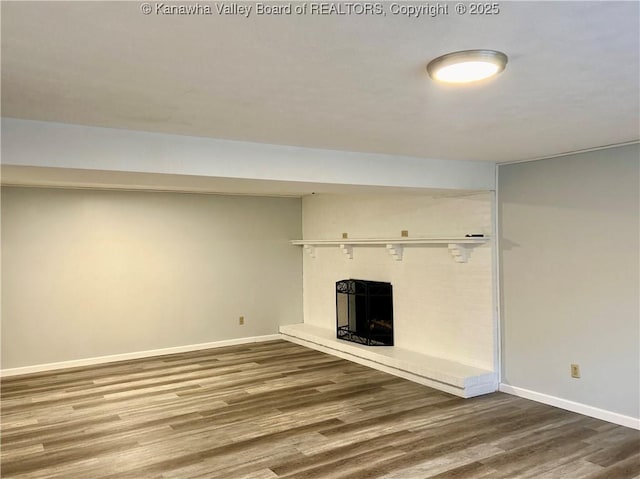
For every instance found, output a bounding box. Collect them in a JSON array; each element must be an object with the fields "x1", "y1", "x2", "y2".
[{"x1": 291, "y1": 237, "x2": 489, "y2": 263}]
